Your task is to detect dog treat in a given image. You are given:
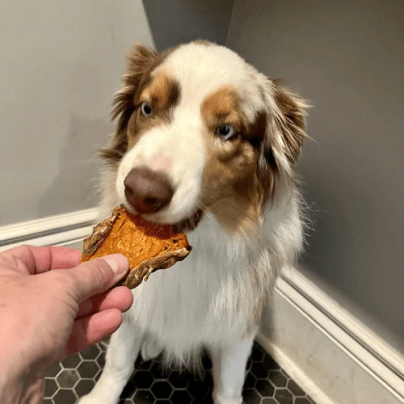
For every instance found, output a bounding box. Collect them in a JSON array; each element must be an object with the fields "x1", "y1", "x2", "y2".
[{"x1": 81, "y1": 206, "x2": 191, "y2": 289}]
